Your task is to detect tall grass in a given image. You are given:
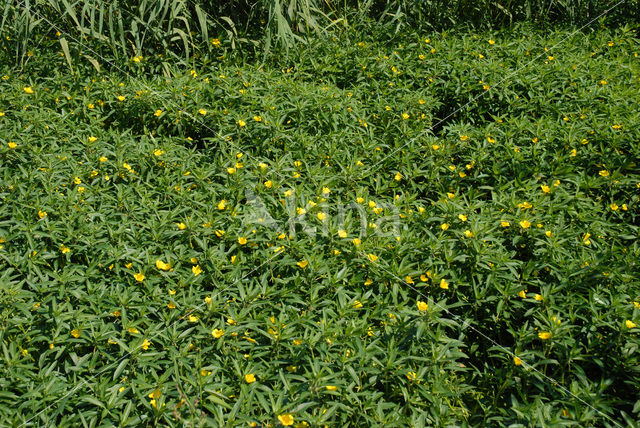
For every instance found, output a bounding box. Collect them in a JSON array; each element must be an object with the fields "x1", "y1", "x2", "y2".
[{"x1": 0, "y1": 0, "x2": 636, "y2": 68}]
